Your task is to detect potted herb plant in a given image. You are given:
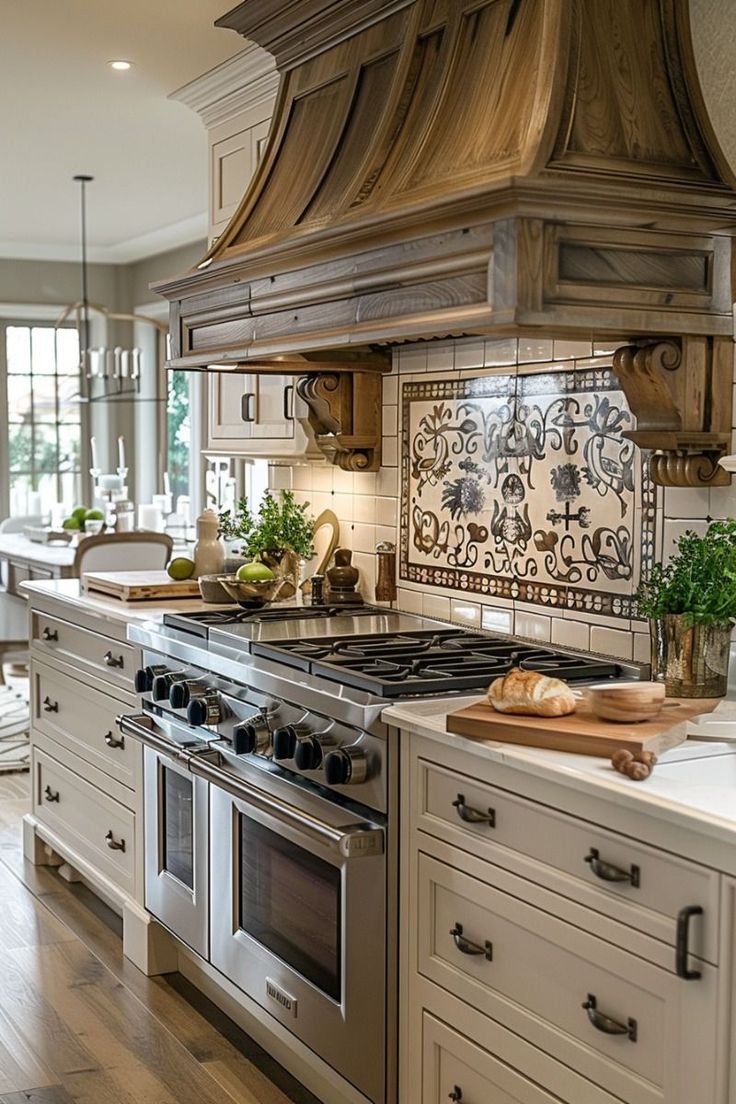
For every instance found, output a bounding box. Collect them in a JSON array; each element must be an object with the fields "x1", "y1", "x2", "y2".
[
  {"x1": 218, "y1": 491, "x2": 315, "y2": 599},
  {"x1": 637, "y1": 520, "x2": 736, "y2": 697}
]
